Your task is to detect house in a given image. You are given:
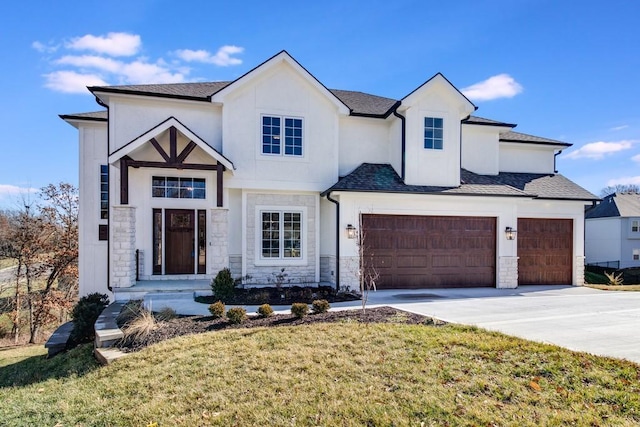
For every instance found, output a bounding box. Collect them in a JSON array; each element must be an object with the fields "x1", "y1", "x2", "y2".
[
  {"x1": 60, "y1": 50, "x2": 598, "y2": 299},
  {"x1": 585, "y1": 192, "x2": 640, "y2": 269}
]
